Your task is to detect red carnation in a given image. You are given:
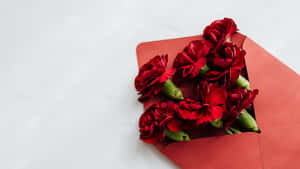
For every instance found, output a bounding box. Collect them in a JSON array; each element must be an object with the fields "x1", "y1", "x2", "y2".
[
  {"x1": 135, "y1": 55, "x2": 175, "y2": 102},
  {"x1": 177, "y1": 81, "x2": 227, "y2": 125},
  {"x1": 139, "y1": 101, "x2": 182, "y2": 144},
  {"x1": 203, "y1": 18, "x2": 238, "y2": 47},
  {"x1": 223, "y1": 87, "x2": 259, "y2": 129},
  {"x1": 205, "y1": 42, "x2": 246, "y2": 87},
  {"x1": 173, "y1": 40, "x2": 209, "y2": 84}
]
